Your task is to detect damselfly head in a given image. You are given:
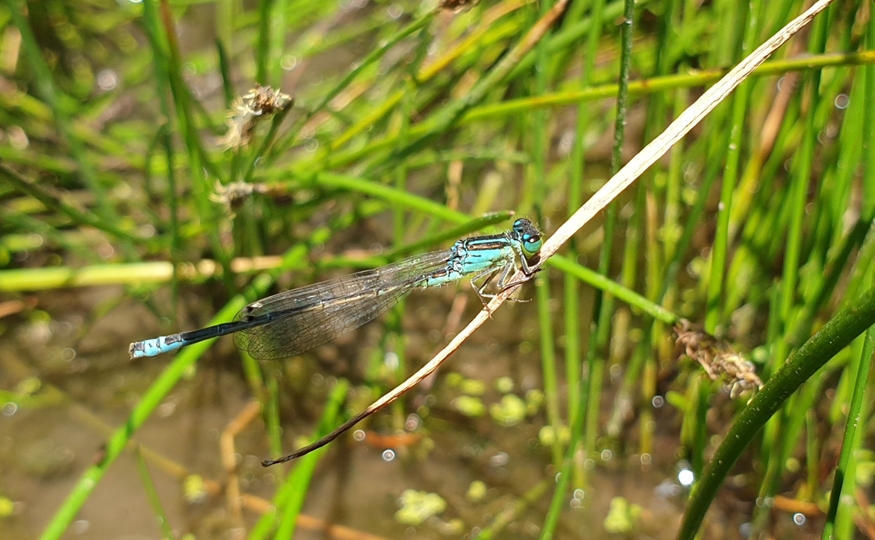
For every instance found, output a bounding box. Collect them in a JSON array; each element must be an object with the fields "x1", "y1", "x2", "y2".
[{"x1": 511, "y1": 218, "x2": 543, "y2": 257}]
